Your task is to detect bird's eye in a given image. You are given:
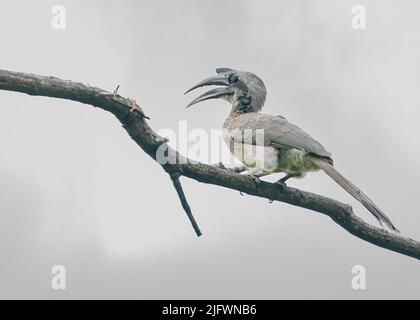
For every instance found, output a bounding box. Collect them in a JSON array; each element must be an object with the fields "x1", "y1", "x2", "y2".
[{"x1": 228, "y1": 74, "x2": 239, "y2": 84}]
